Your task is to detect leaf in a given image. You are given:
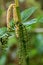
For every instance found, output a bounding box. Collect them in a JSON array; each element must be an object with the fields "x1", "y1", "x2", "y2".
[
  {"x1": 21, "y1": 7, "x2": 37, "y2": 22},
  {"x1": 10, "y1": 19, "x2": 15, "y2": 28},
  {"x1": 23, "y1": 16, "x2": 43, "y2": 26},
  {"x1": 37, "y1": 16, "x2": 43, "y2": 23},
  {"x1": 23, "y1": 19, "x2": 37, "y2": 26},
  {"x1": 0, "y1": 27, "x2": 7, "y2": 37}
]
